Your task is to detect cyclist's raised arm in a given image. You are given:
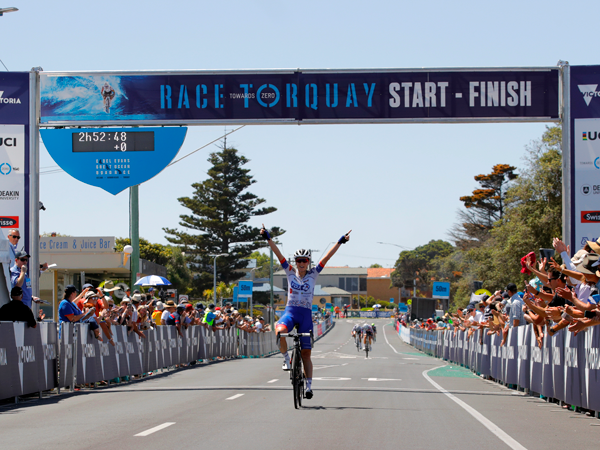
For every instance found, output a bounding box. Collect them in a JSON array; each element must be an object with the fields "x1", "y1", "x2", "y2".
[
  {"x1": 261, "y1": 224, "x2": 285, "y2": 262},
  {"x1": 319, "y1": 230, "x2": 351, "y2": 267}
]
